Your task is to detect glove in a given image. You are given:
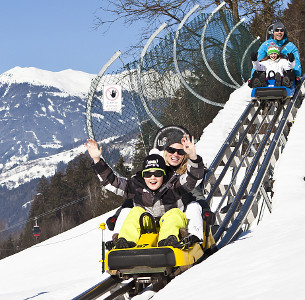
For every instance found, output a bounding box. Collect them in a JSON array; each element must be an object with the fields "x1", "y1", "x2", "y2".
[
  {"x1": 106, "y1": 215, "x2": 118, "y2": 231},
  {"x1": 188, "y1": 234, "x2": 201, "y2": 245},
  {"x1": 287, "y1": 53, "x2": 295, "y2": 62},
  {"x1": 203, "y1": 210, "x2": 216, "y2": 225},
  {"x1": 251, "y1": 52, "x2": 258, "y2": 61}
]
